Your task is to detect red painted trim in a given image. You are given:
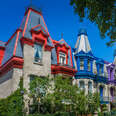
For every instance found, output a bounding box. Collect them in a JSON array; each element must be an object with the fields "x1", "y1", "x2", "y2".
[
  {"x1": 13, "y1": 31, "x2": 20, "y2": 56},
  {"x1": 0, "y1": 46, "x2": 5, "y2": 49},
  {"x1": 31, "y1": 24, "x2": 41, "y2": 30},
  {"x1": 59, "y1": 39, "x2": 70, "y2": 47},
  {"x1": 31, "y1": 29, "x2": 49, "y2": 38},
  {"x1": 25, "y1": 8, "x2": 42, "y2": 16},
  {"x1": 41, "y1": 15, "x2": 49, "y2": 33},
  {"x1": 21, "y1": 37, "x2": 34, "y2": 46},
  {"x1": 22, "y1": 9, "x2": 31, "y2": 37},
  {"x1": 51, "y1": 64, "x2": 77, "y2": 76},
  {"x1": 0, "y1": 56, "x2": 24, "y2": 76},
  {"x1": 45, "y1": 45, "x2": 54, "y2": 51},
  {"x1": 5, "y1": 29, "x2": 22, "y2": 46},
  {"x1": 69, "y1": 47, "x2": 73, "y2": 67},
  {"x1": 0, "y1": 48, "x2": 5, "y2": 65}
]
